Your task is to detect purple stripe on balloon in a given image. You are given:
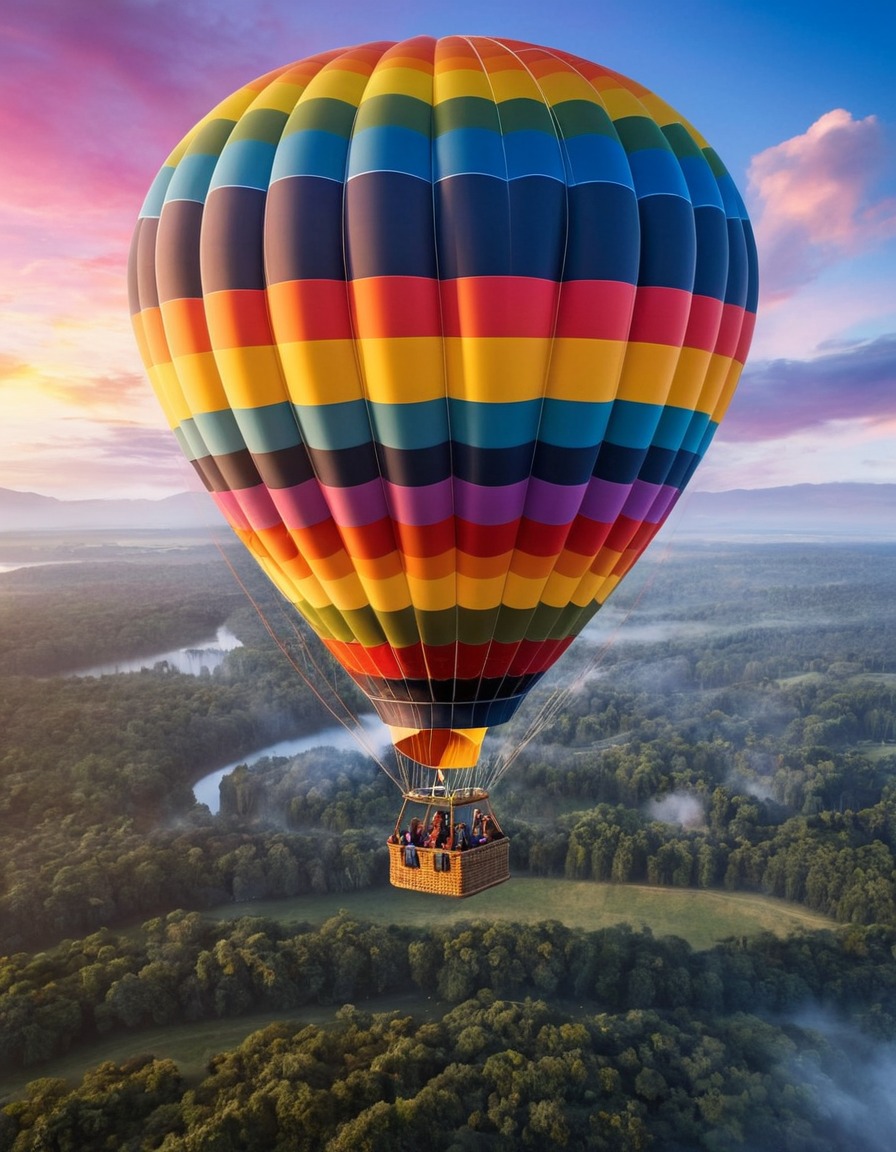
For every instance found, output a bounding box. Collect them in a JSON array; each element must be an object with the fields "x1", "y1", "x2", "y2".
[
  {"x1": 621, "y1": 479, "x2": 664, "y2": 522},
  {"x1": 384, "y1": 478, "x2": 454, "y2": 525},
  {"x1": 320, "y1": 478, "x2": 389, "y2": 527},
  {"x1": 454, "y1": 477, "x2": 528, "y2": 524},
  {"x1": 269, "y1": 479, "x2": 331, "y2": 529},
  {"x1": 625, "y1": 480, "x2": 679, "y2": 524},
  {"x1": 523, "y1": 478, "x2": 589, "y2": 526},
  {"x1": 579, "y1": 477, "x2": 631, "y2": 524},
  {"x1": 213, "y1": 485, "x2": 280, "y2": 531}
]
